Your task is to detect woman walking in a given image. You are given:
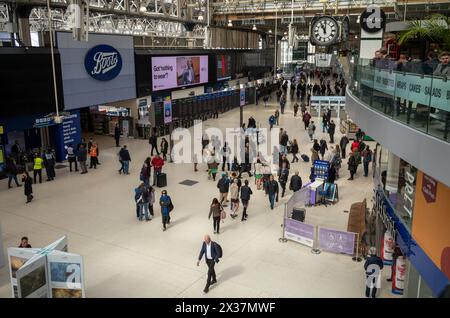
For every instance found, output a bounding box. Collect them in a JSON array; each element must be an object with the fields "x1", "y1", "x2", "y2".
[
  {"x1": 22, "y1": 172, "x2": 33, "y2": 203},
  {"x1": 208, "y1": 198, "x2": 224, "y2": 234},
  {"x1": 230, "y1": 179, "x2": 240, "y2": 218},
  {"x1": 160, "y1": 137, "x2": 169, "y2": 161}
]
